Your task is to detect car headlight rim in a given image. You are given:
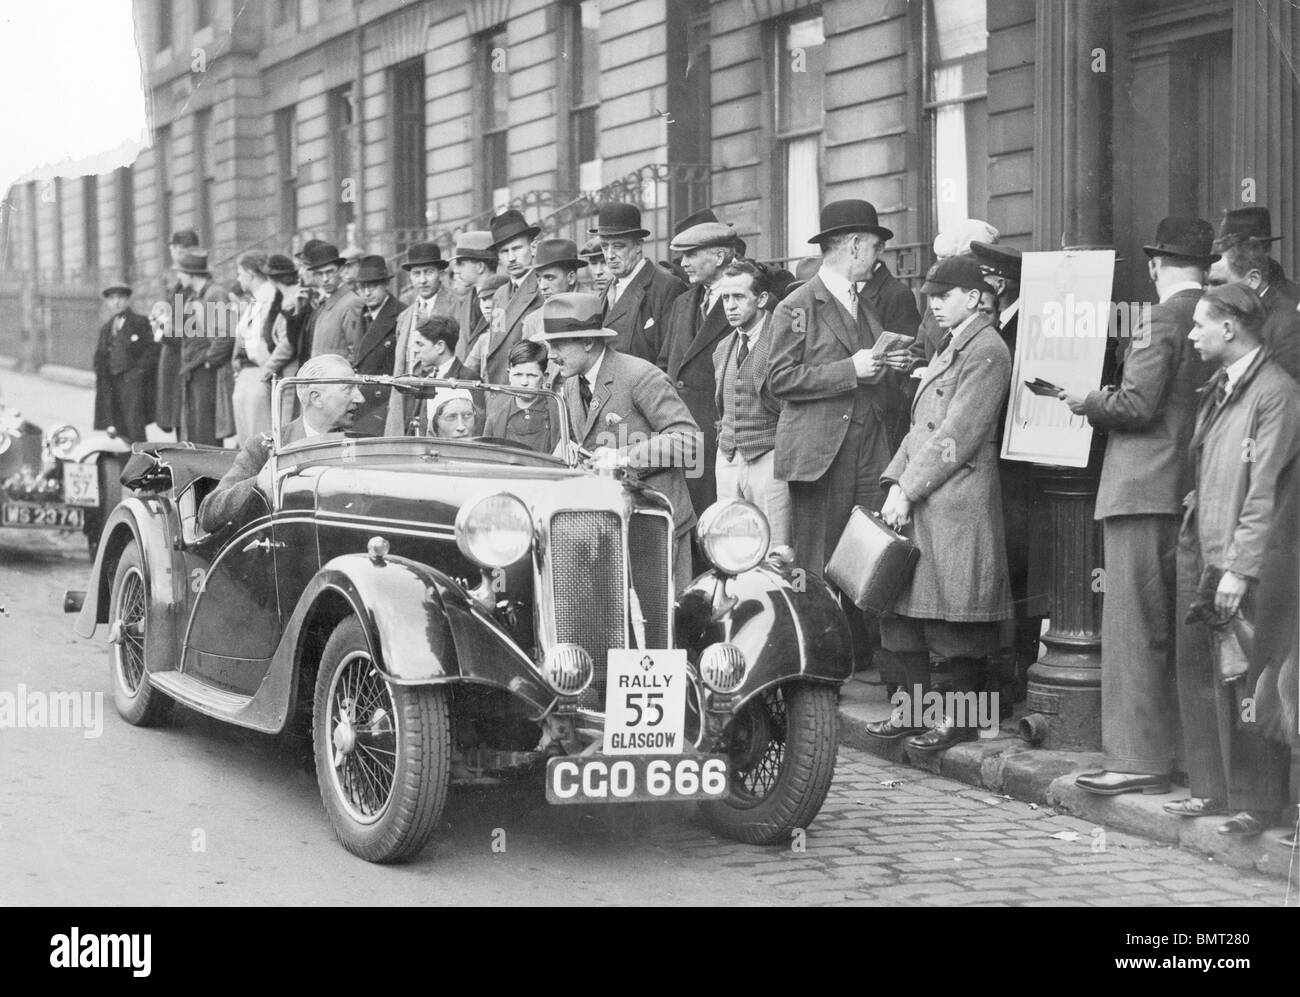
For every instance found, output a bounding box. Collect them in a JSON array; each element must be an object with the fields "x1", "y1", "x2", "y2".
[
  {"x1": 46, "y1": 423, "x2": 81, "y2": 460},
  {"x1": 454, "y1": 492, "x2": 533, "y2": 568},
  {"x1": 696, "y1": 499, "x2": 770, "y2": 575}
]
